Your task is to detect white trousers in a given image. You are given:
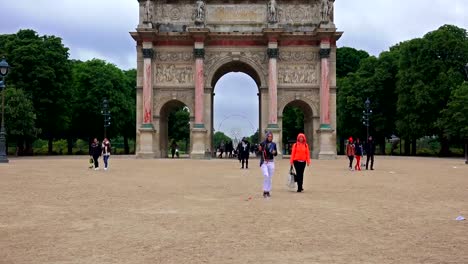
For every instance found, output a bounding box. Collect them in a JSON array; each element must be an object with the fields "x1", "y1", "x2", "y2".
[{"x1": 261, "y1": 162, "x2": 275, "y2": 192}]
